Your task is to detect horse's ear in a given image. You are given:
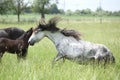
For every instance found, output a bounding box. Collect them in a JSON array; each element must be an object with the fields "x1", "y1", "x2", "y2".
[
  {"x1": 41, "y1": 18, "x2": 46, "y2": 25},
  {"x1": 29, "y1": 28, "x2": 32, "y2": 32},
  {"x1": 36, "y1": 20, "x2": 41, "y2": 28},
  {"x1": 26, "y1": 28, "x2": 32, "y2": 33},
  {"x1": 48, "y1": 16, "x2": 62, "y2": 27},
  {"x1": 30, "y1": 27, "x2": 33, "y2": 30},
  {"x1": 39, "y1": 18, "x2": 46, "y2": 26},
  {"x1": 38, "y1": 23, "x2": 42, "y2": 28}
]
